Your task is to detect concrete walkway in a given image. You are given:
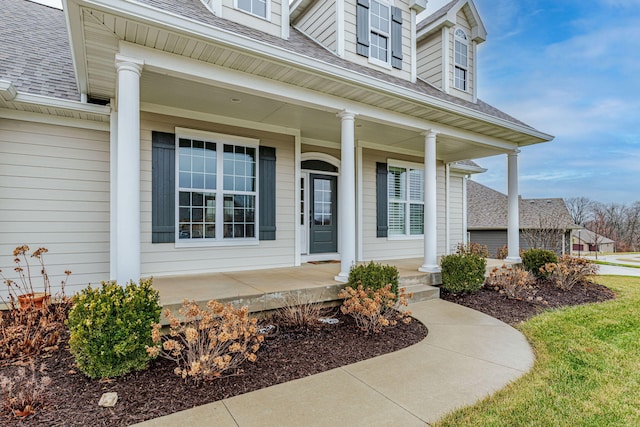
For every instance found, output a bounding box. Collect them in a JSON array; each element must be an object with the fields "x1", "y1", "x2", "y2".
[{"x1": 133, "y1": 299, "x2": 534, "y2": 427}]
